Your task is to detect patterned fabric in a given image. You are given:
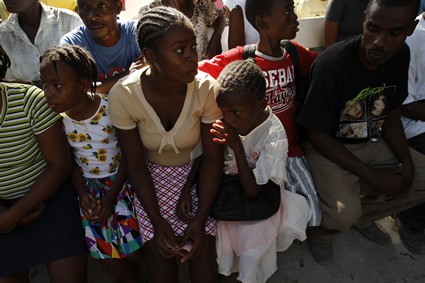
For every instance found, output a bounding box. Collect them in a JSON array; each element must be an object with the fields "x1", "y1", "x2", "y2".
[
  {"x1": 134, "y1": 161, "x2": 217, "y2": 242},
  {"x1": 0, "y1": 83, "x2": 62, "y2": 199},
  {"x1": 109, "y1": 68, "x2": 222, "y2": 166},
  {"x1": 62, "y1": 95, "x2": 121, "y2": 178},
  {"x1": 81, "y1": 175, "x2": 143, "y2": 259},
  {"x1": 285, "y1": 156, "x2": 322, "y2": 226}
]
